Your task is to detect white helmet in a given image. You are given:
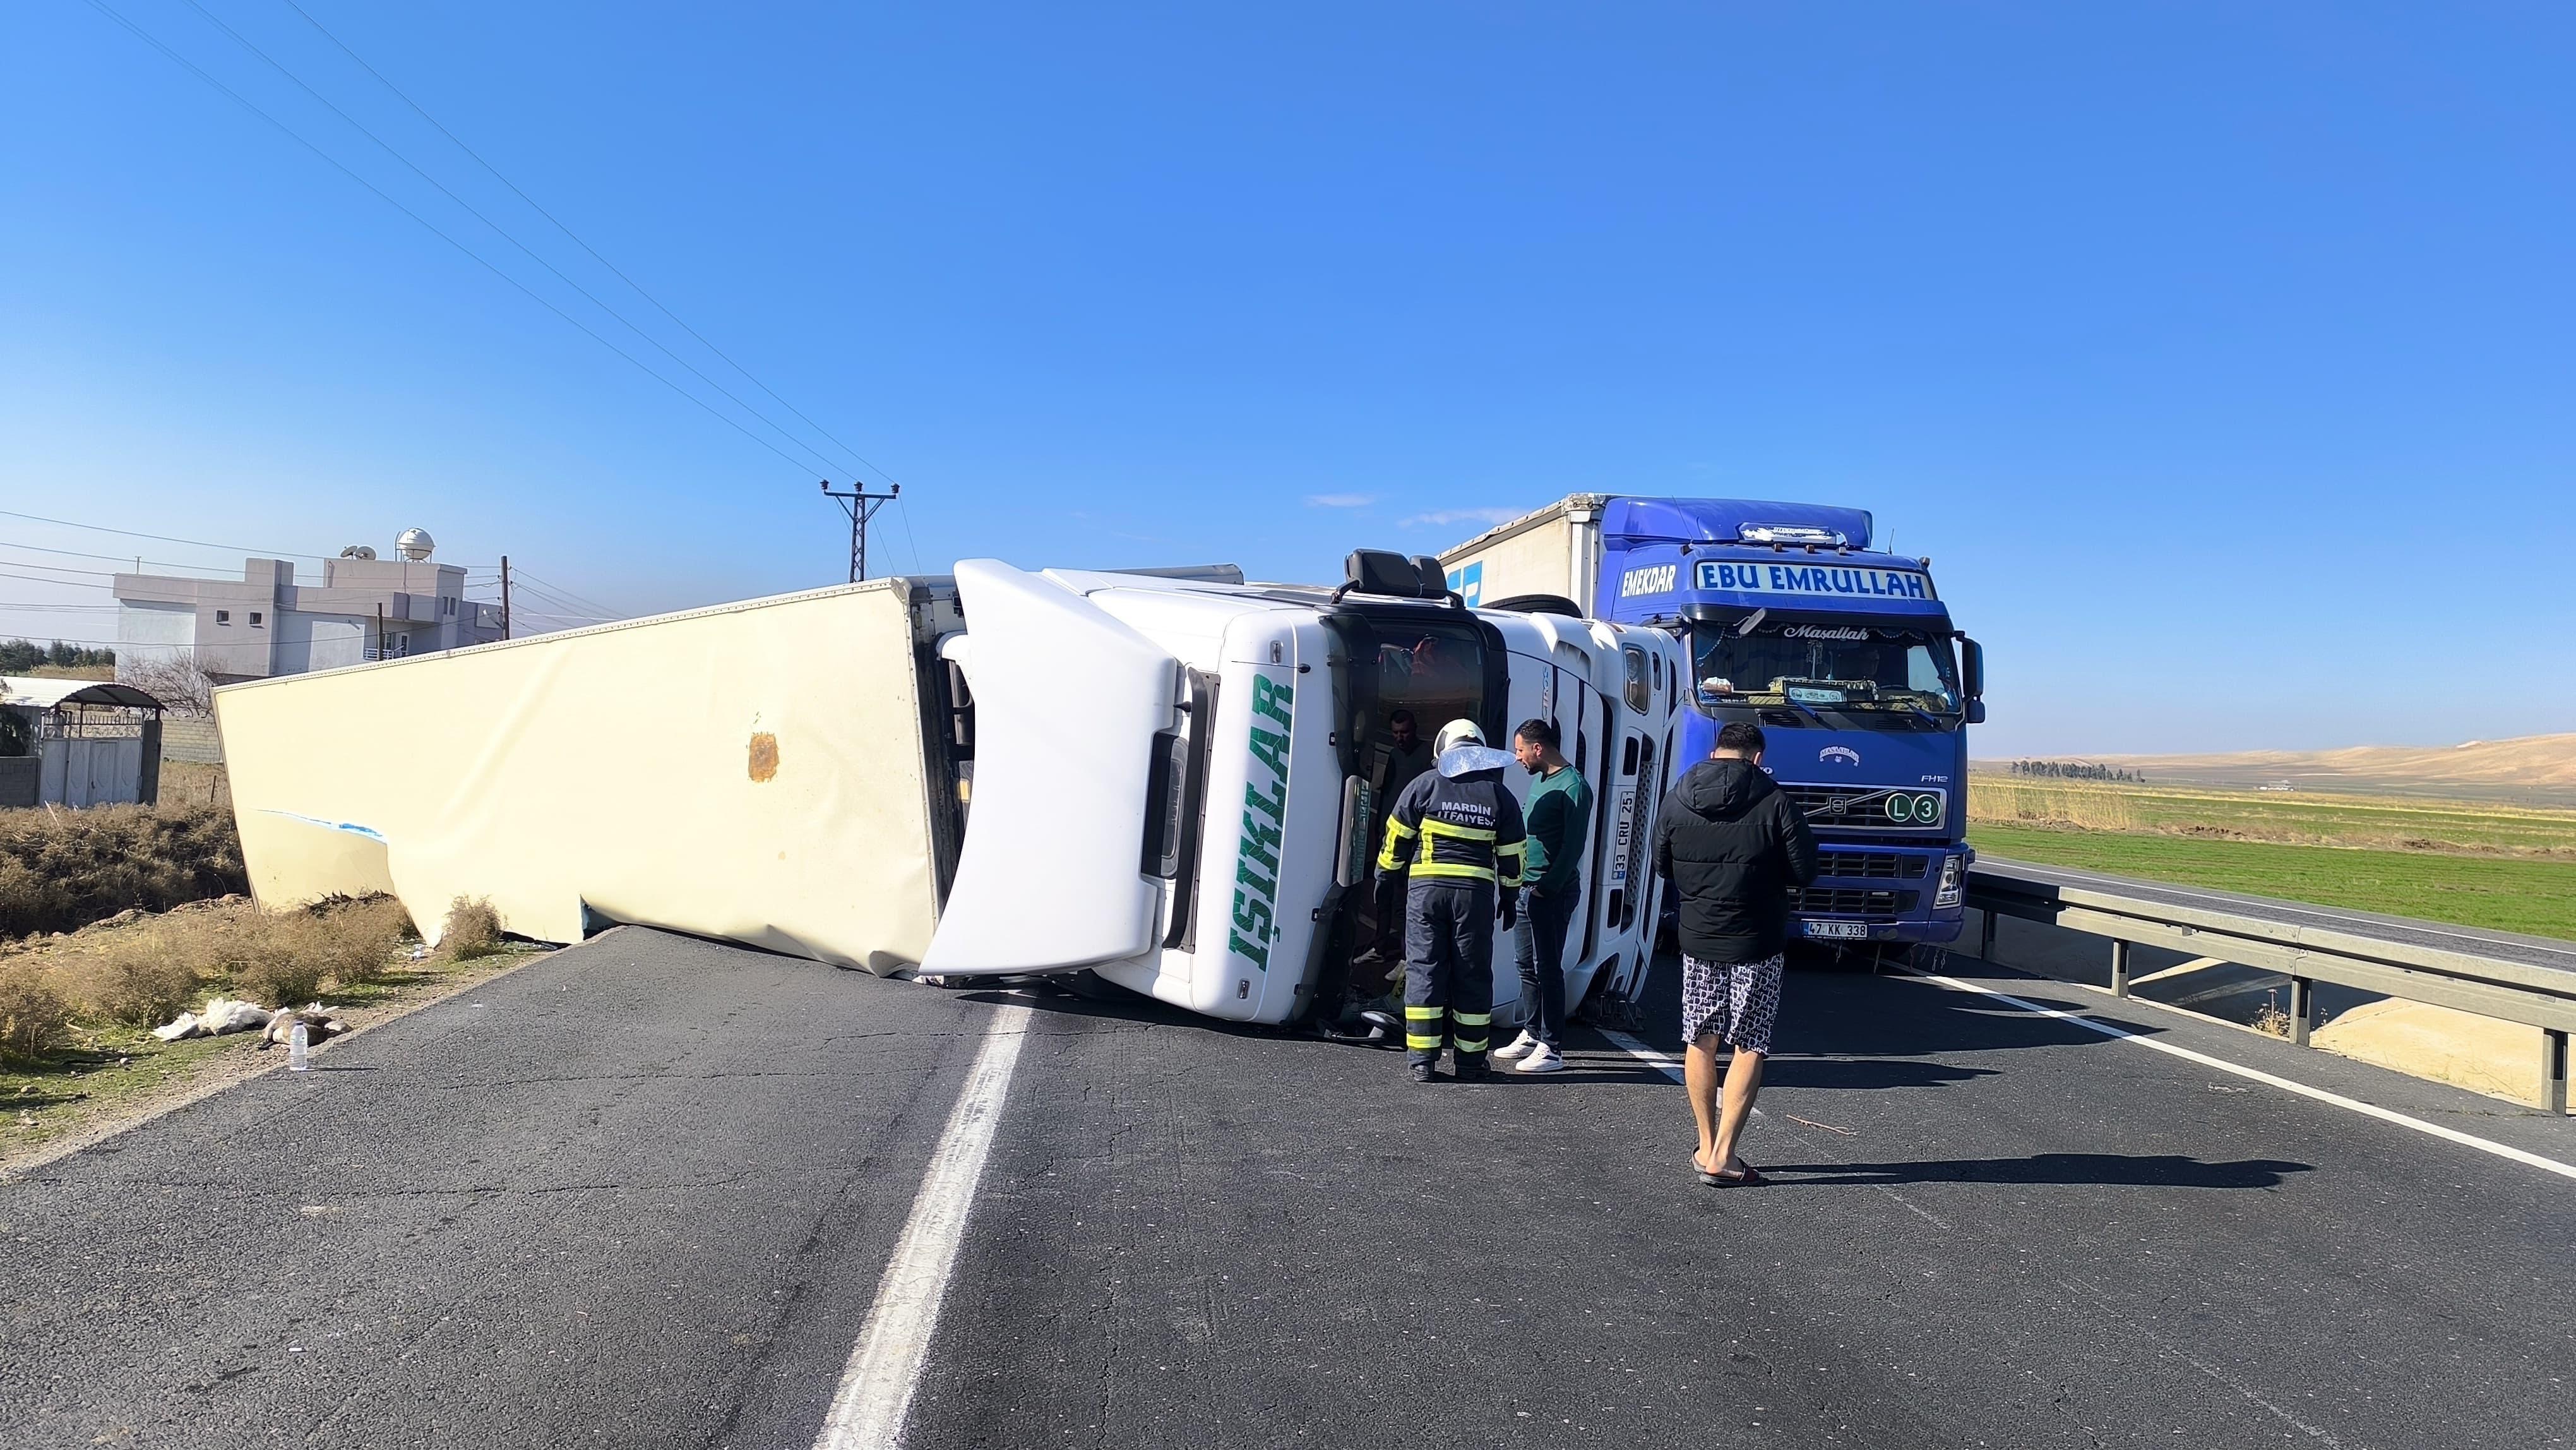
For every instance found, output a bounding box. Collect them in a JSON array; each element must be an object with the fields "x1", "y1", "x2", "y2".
[
  {"x1": 1433, "y1": 719, "x2": 1513, "y2": 777},
  {"x1": 1433, "y1": 719, "x2": 1485, "y2": 755}
]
